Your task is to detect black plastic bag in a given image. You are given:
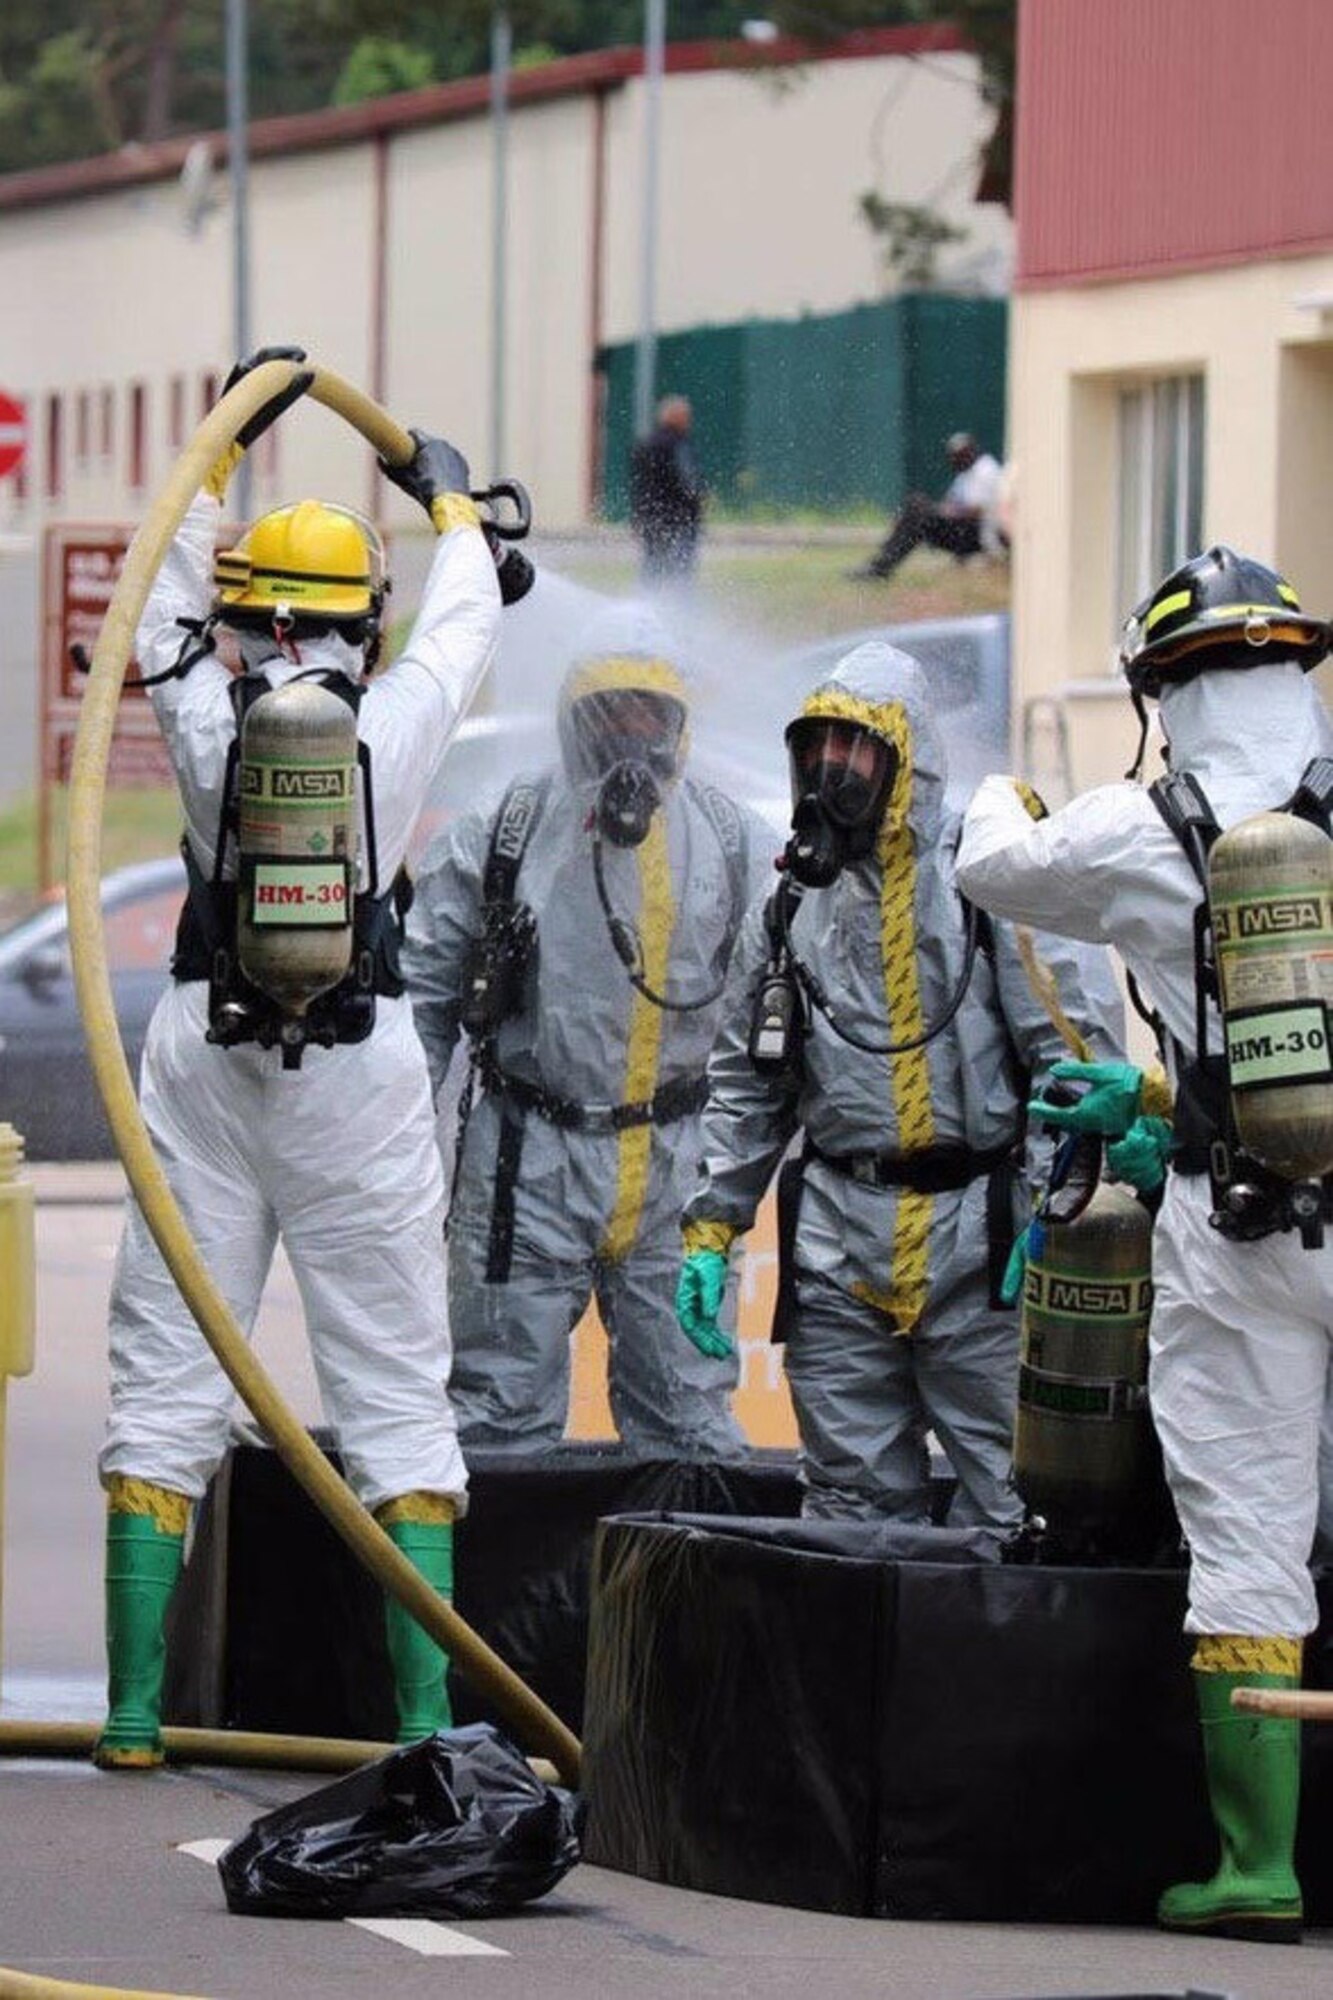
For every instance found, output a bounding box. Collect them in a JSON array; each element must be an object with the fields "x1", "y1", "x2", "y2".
[{"x1": 218, "y1": 1722, "x2": 582, "y2": 1919}]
